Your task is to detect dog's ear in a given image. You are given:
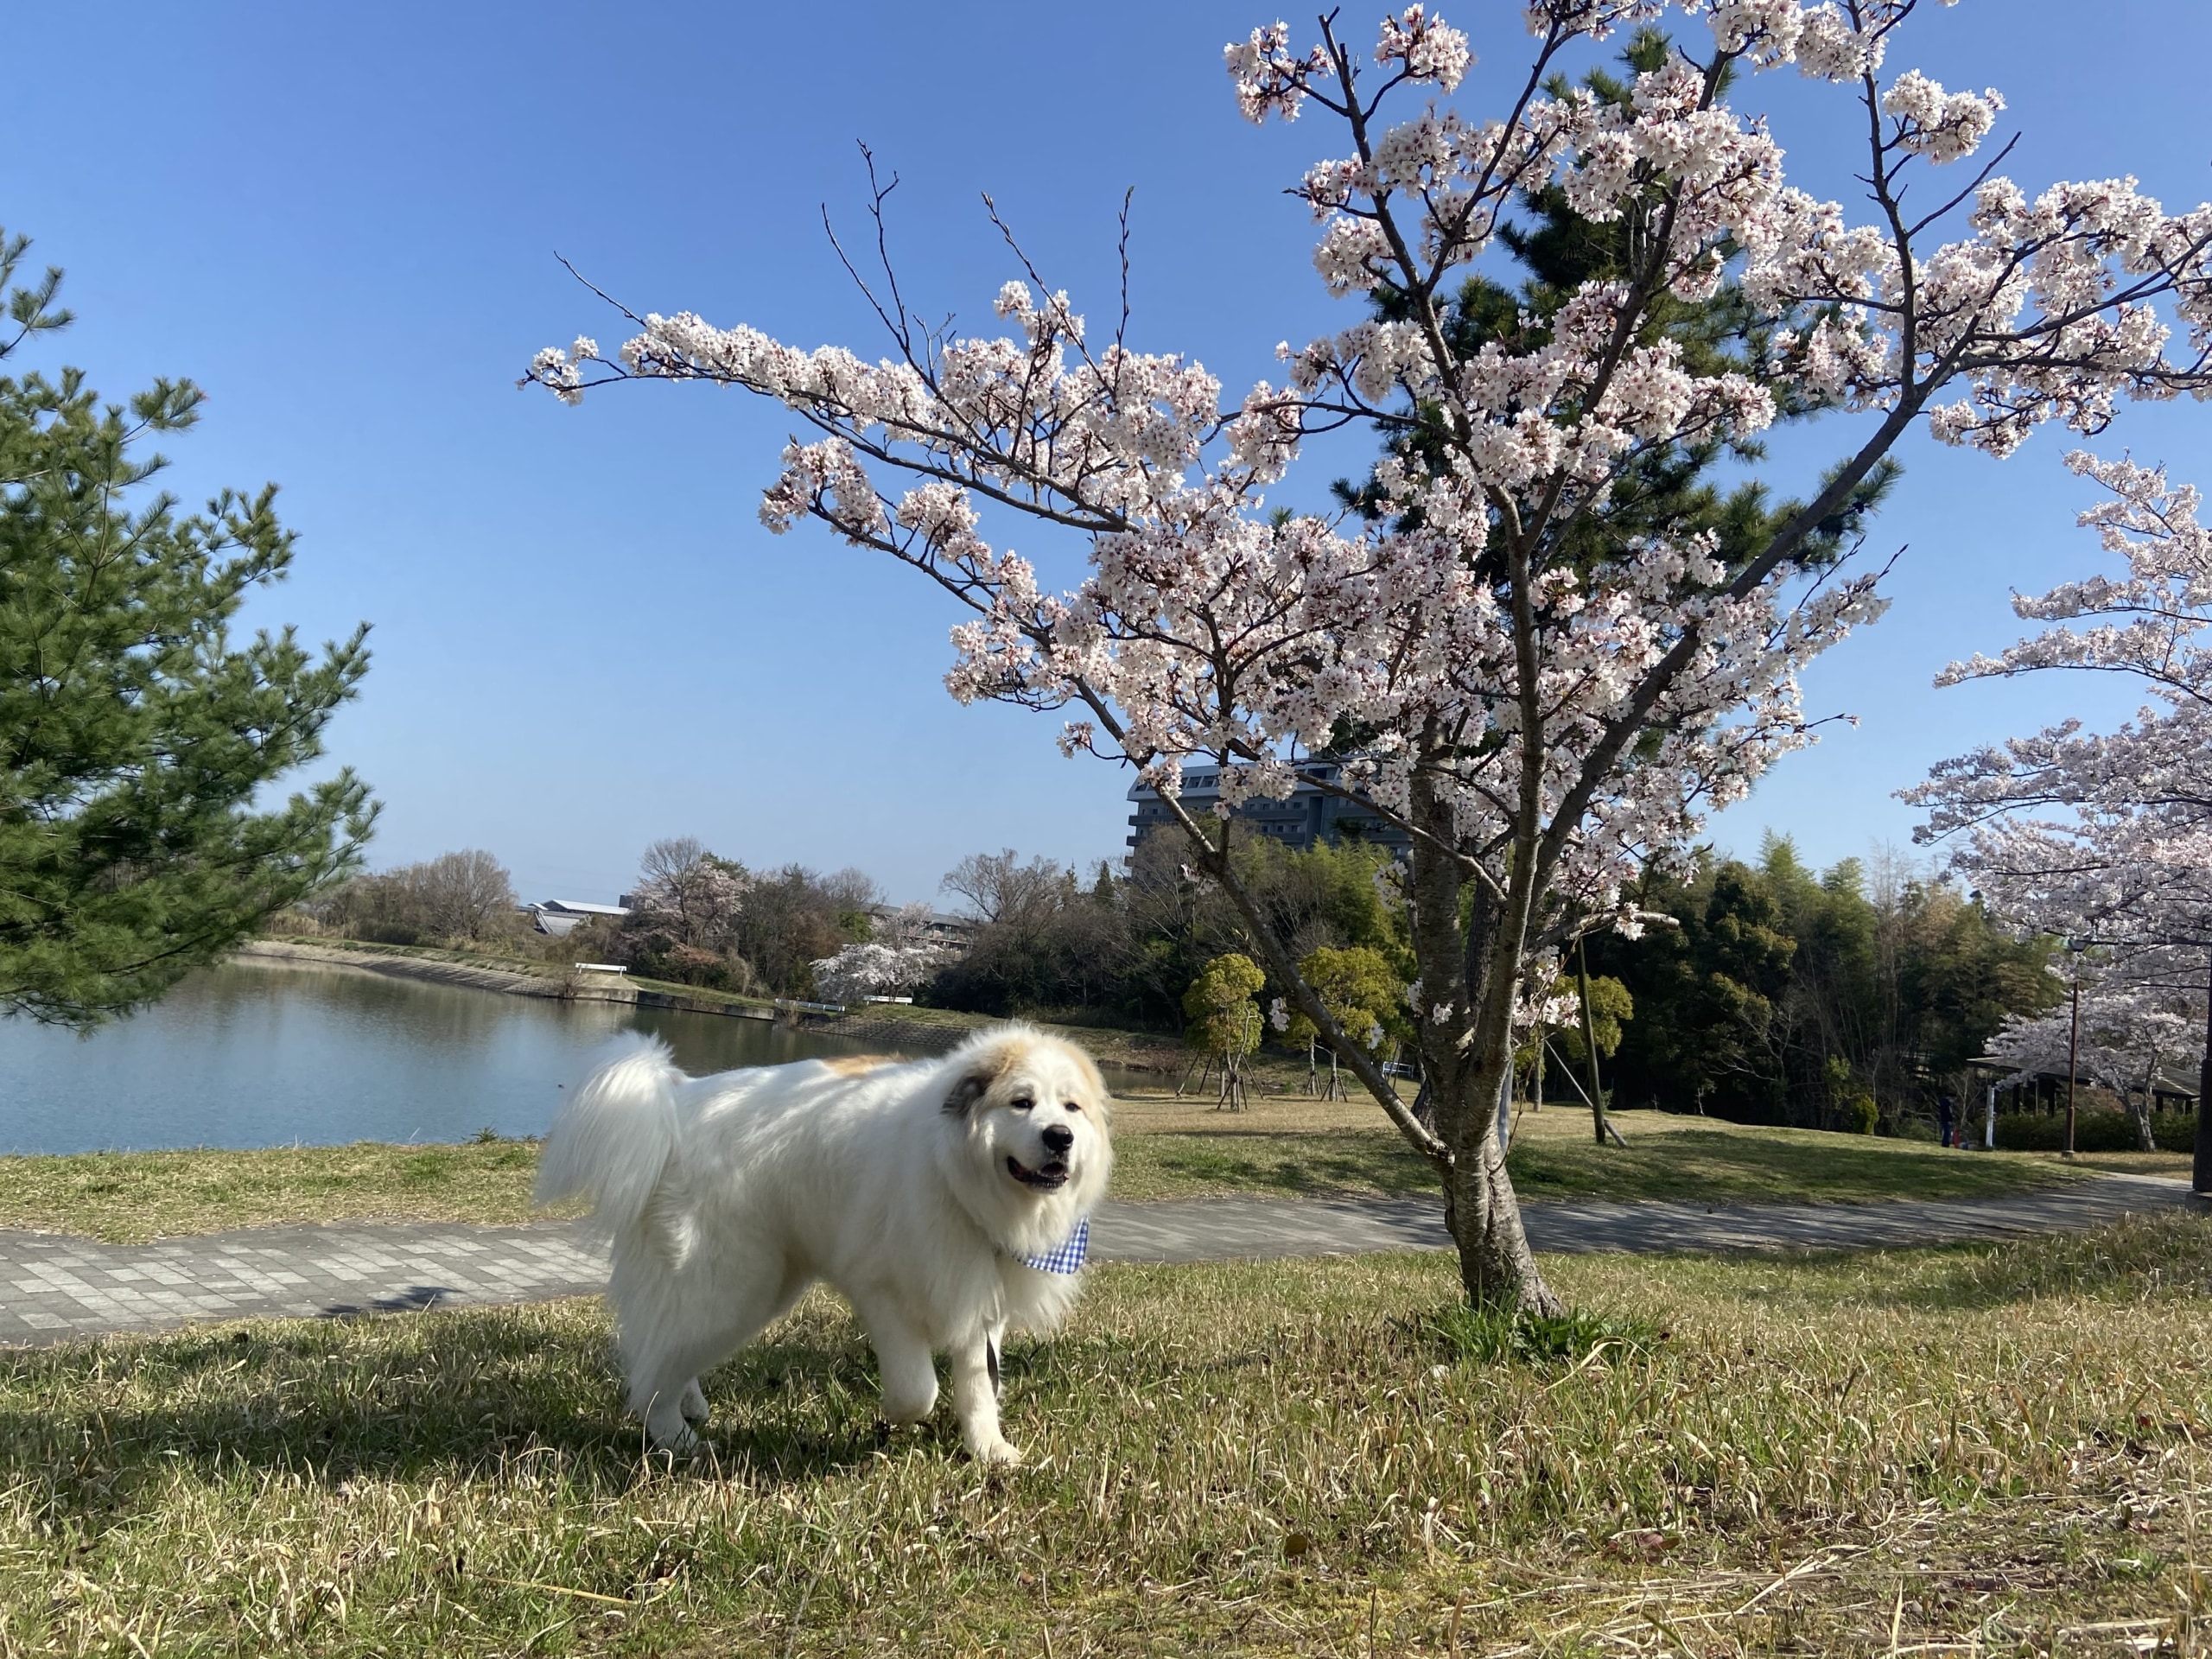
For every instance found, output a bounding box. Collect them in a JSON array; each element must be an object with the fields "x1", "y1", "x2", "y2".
[
  {"x1": 944, "y1": 1063, "x2": 994, "y2": 1117},
  {"x1": 945, "y1": 1029, "x2": 1030, "y2": 1115}
]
